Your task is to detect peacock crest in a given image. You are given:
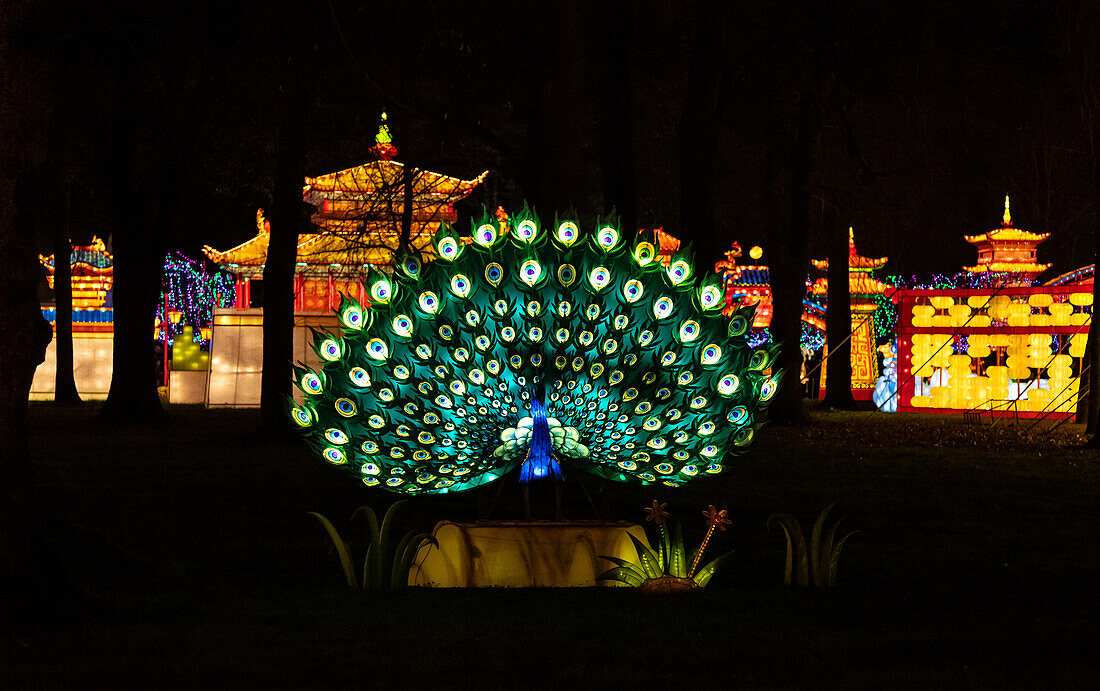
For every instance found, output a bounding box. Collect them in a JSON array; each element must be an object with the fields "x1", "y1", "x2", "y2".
[{"x1": 289, "y1": 209, "x2": 780, "y2": 494}]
